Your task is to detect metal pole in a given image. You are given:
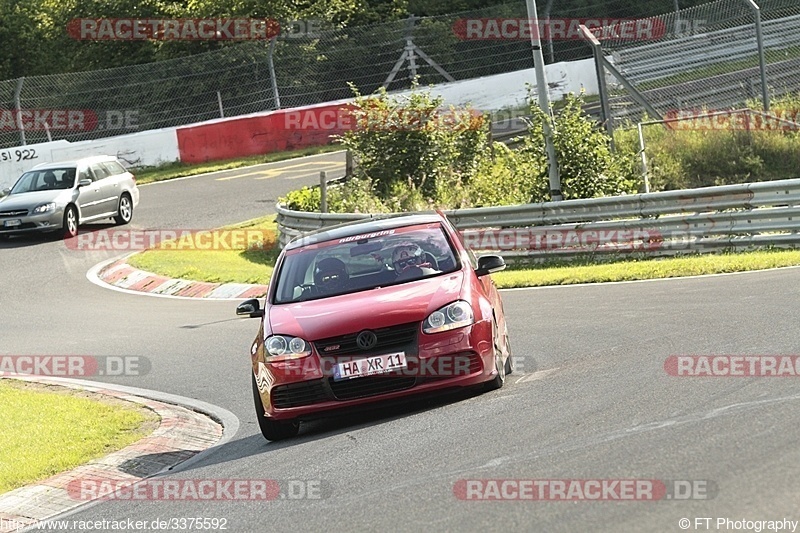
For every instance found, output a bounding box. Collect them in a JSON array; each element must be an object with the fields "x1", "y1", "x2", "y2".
[
  {"x1": 406, "y1": 16, "x2": 418, "y2": 81},
  {"x1": 13, "y1": 77, "x2": 25, "y2": 146},
  {"x1": 743, "y1": 0, "x2": 769, "y2": 111},
  {"x1": 268, "y1": 36, "x2": 281, "y2": 109},
  {"x1": 637, "y1": 122, "x2": 649, "y2": 193},
  {"x1": 320, "y1": 171, "x2": 328, "y2": 213},
  {"x1": 673, "y1": 0, "x2": 681, "y2": 36},
  {"x1": 44, "y1": 122, "x2": 52, "y2": 142},
  {"x1": 345, "y1": 151, "x2": 354, "y2": 178},
  {"x1": 754, "y1": 7, "x2": 769, "y2": 111},
  {"x1": 217, "y1": 91, "x2": 224, "y2": 118},
  {"x1": 589, "y1": 35, "x2": 615, "y2": 151},
  {"x1": 525, "y1": 0, "x2": 561, "y2": 201}
]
